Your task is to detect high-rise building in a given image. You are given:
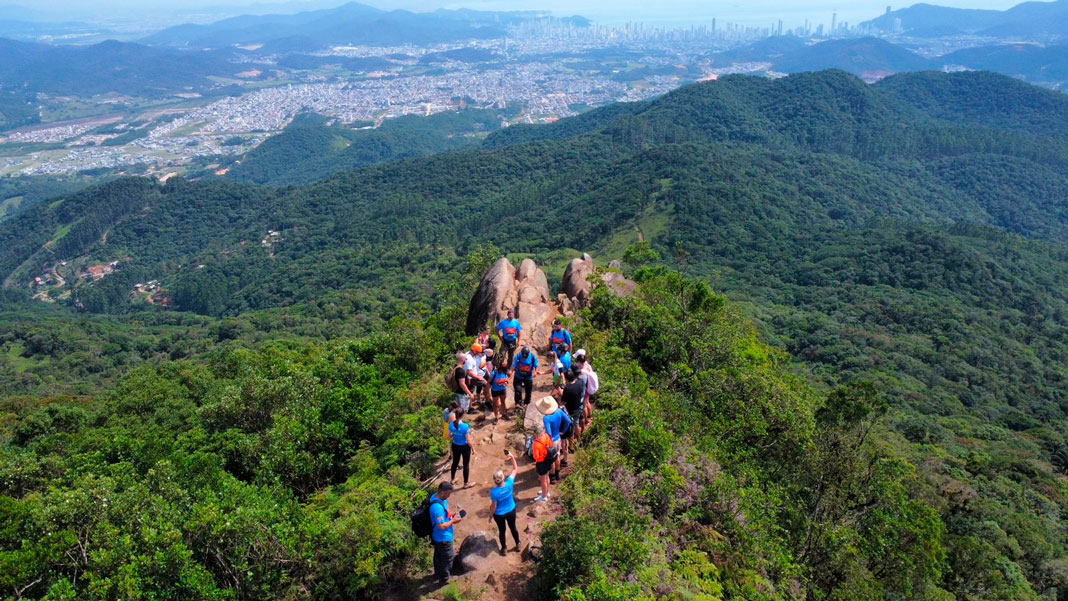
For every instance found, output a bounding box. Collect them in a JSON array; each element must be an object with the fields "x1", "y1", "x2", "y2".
[{"x1": 831, "y1": 11, "x2": 837, "y2": 34}]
